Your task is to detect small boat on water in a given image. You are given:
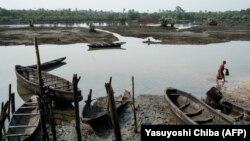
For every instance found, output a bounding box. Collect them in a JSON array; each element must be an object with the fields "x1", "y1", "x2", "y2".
[
  {"x1": 164, "y1": 87, "x2": 233, "y2": 125},
  {"x1": 88, "y1": 42, "x2": 126, "y2": 48},
  {"x1": 26, "y1": 57, "x2": 66, "y2": 70},
  {"x1": 15, "y1": 65, "x2": 82, "y2": 102},
  {"x1": 7, "y1": 96, "x2": 40, "y2": 141},
  {"x1": 81, "y1": 90, "x2": 131, "y2": 126},
  {"x1": 204, "y1": 87, "x2": 250, "y2": 125}
]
